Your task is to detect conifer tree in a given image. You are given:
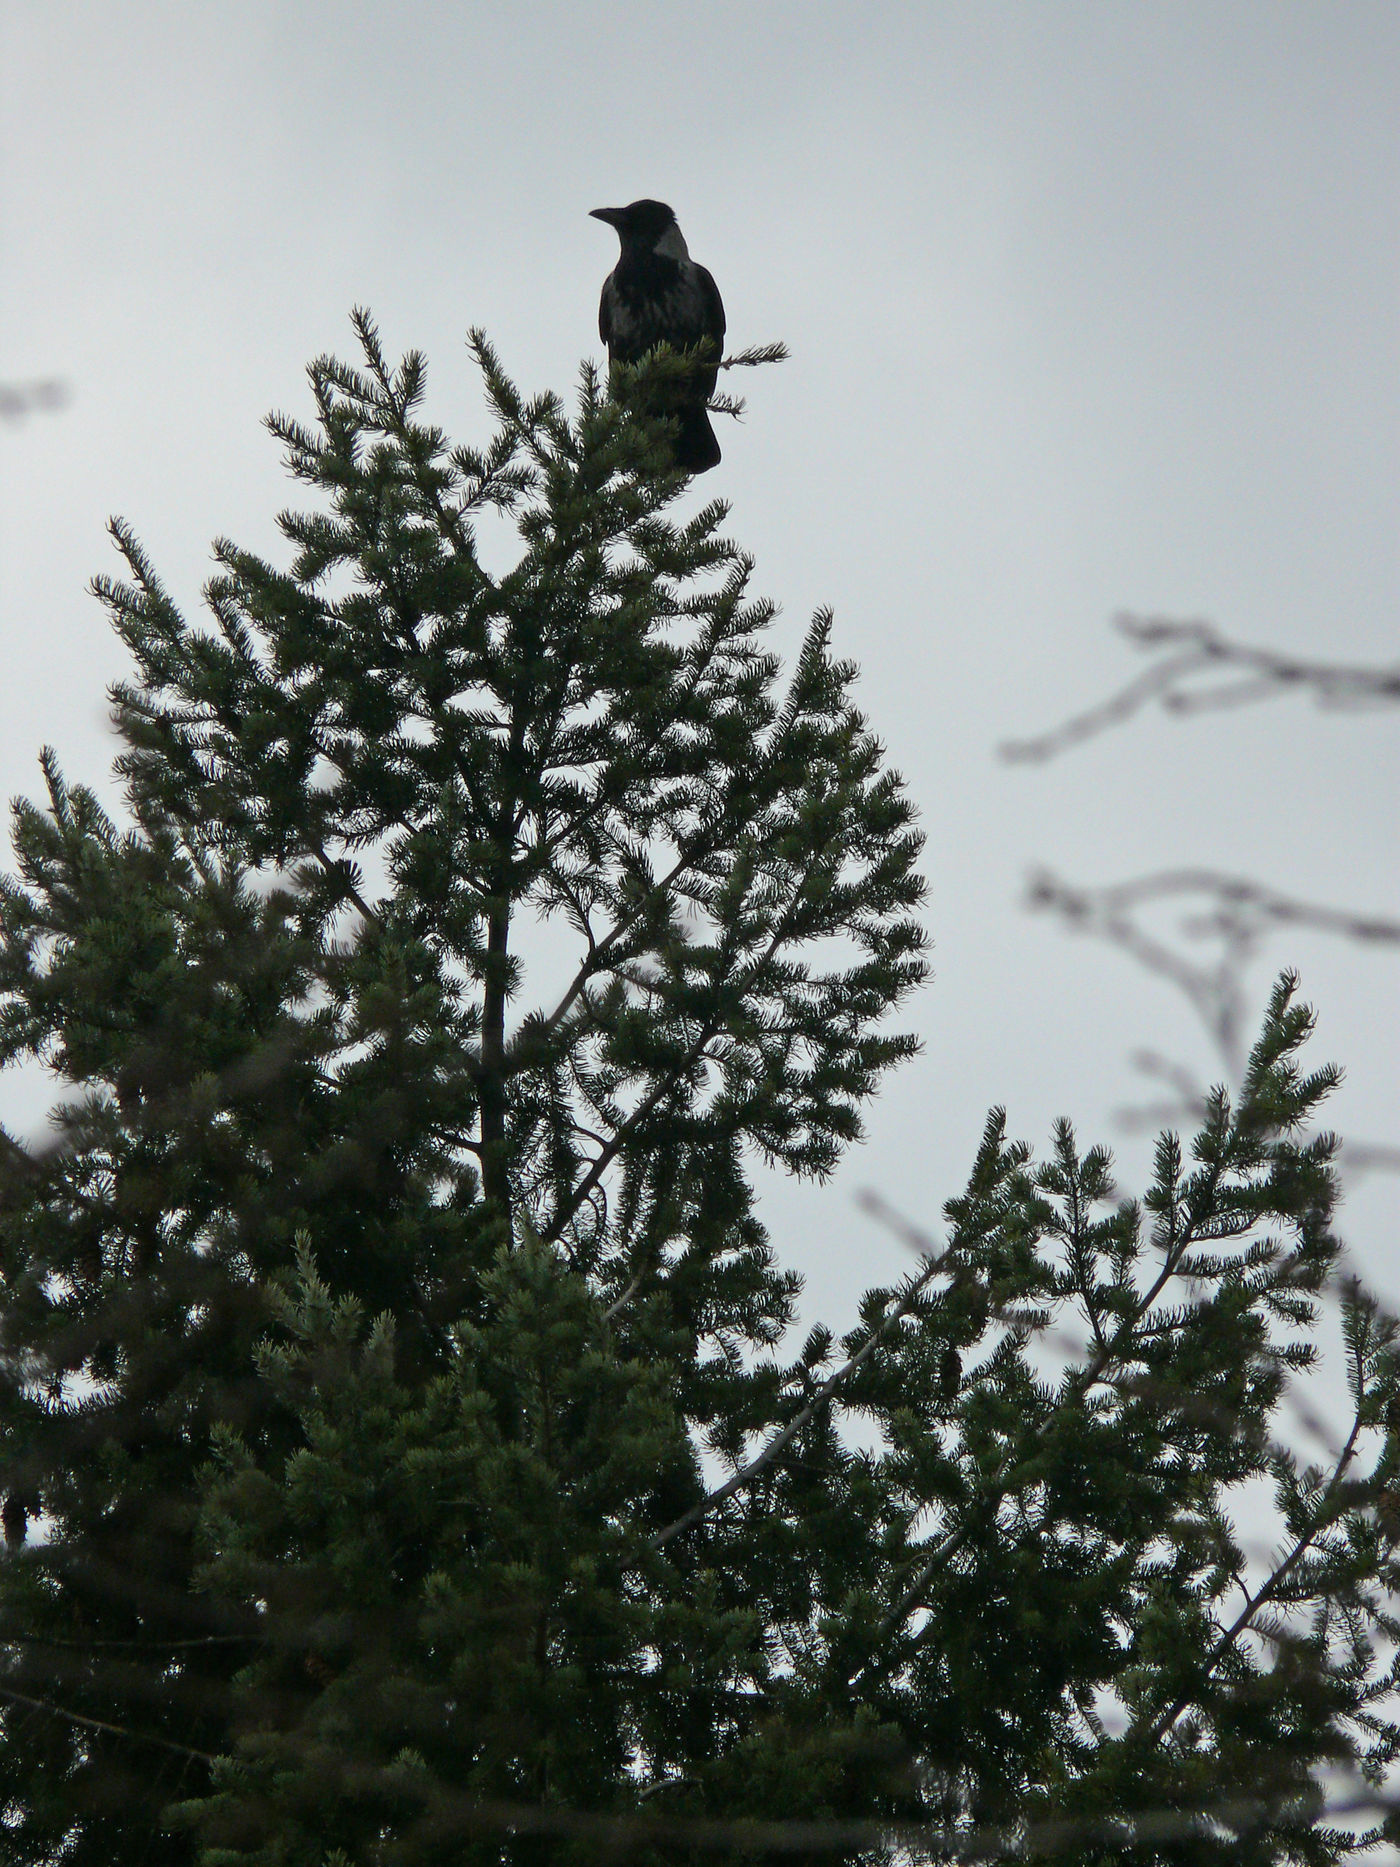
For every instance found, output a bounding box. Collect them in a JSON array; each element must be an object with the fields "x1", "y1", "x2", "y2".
[{"x1": 1, "y1": 320, "x2": 1397, "y2": 1866}]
